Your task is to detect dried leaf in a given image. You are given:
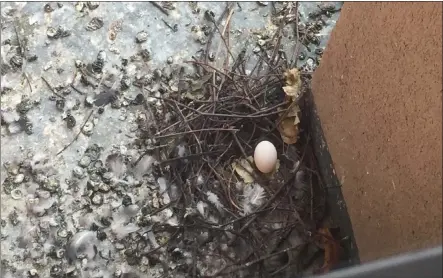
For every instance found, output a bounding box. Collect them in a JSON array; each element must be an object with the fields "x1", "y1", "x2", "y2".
[
  {"x1": 278, "y1": 69, "x2": 301, "y2": 144},
  {"x1": 232, "y1": 156, "x2": 255, "y2": 183},
  {"x1": 278, "y1": 117, "x2": 299, "y2": 144},
  {"x1": 286, "y1": 103, "x2": 301, "y2": 118},
  {"x1": 190, "y1": 74, "x2": 212, "y2": 91},
  {"x1": 283, "y1": 68, "x2": 301, "y2": 101},
  {"x1": 183, "y1": 74, "x2": 212, "y2": 100},
  {"x1": 183, "y1": 91, "x2": 204, "y2": 100},
  {"x1": 316, "y1": 228, "x2": 341, "y2": 274}
]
